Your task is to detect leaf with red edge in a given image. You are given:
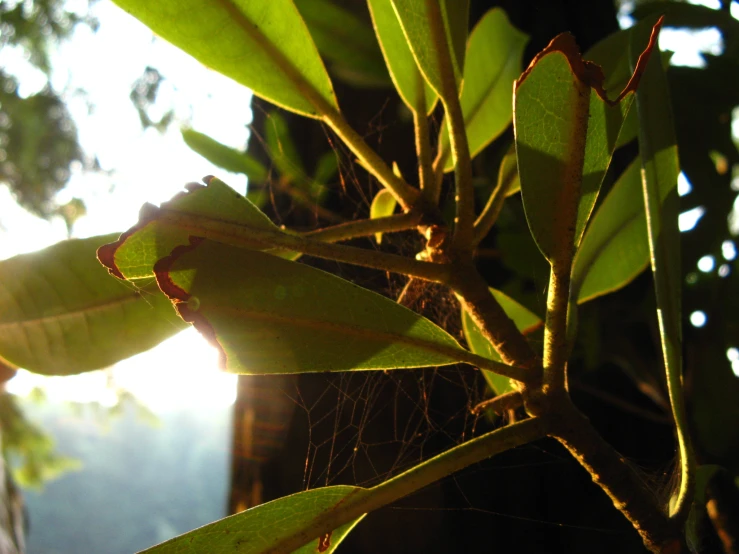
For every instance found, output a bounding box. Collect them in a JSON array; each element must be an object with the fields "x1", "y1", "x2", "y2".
[
  {"x1": 153, "y1": 239, "x2": 474, "y2": 374},
  {"x1": 97, "y1": 176, "x2": 281, "y2": 281},
  {"x1": 514, "y1": 19, "x2": 662, "y2": 265}
]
